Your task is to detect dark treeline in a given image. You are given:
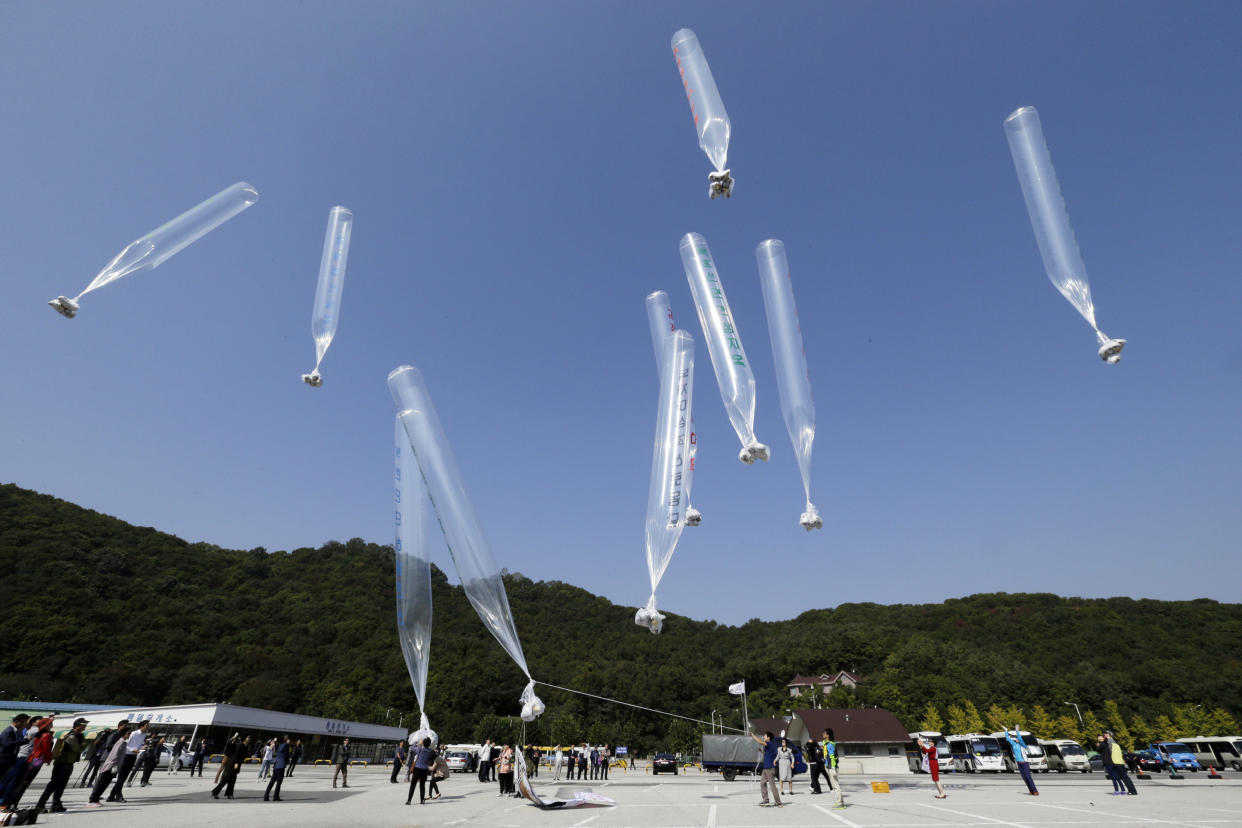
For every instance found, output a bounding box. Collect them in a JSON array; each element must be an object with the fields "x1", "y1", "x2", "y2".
[{"x1": 2, "y1": 484, "x2": 1239, "y2": 752}]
